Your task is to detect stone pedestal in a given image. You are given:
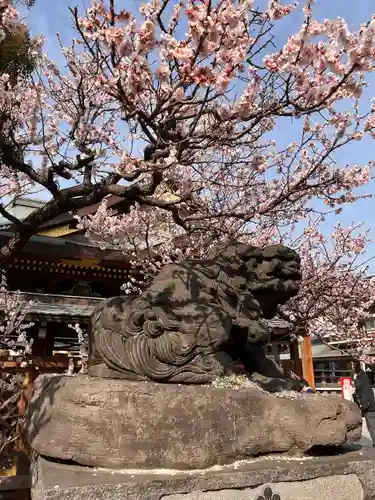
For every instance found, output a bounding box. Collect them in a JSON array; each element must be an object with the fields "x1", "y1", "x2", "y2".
[
  {"x1": 26, "y1": 375, "x2": 361, "y2": 470},
  {"x1": 31, "y1": 449, "x2": 375, "y2": 500}
]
